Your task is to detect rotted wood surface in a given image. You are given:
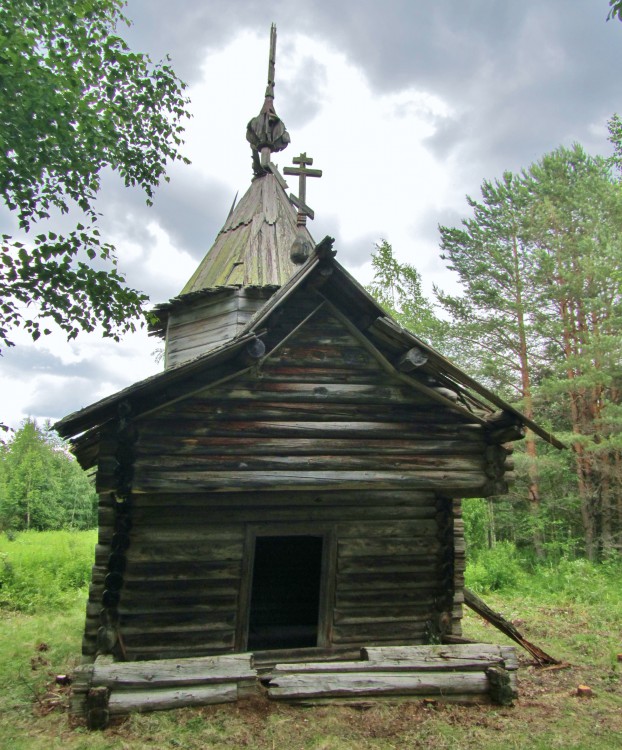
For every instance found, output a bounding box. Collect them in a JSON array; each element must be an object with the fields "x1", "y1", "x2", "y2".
[
  {"x1": 109, "y1": 489, "x2": 447, "y2": 659},
  {"x1": 108, "y1": 684, "x2": 238, "y2": 715},
  {"x1": 267, "y1": 643, "x2": 518, "y2": 703},
  {"x1": 464, "y1": 588, "x2": 560, "y2": 665},
  {"x1": 129, "y1": 303, "x2": 499, "y2": 497}
]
